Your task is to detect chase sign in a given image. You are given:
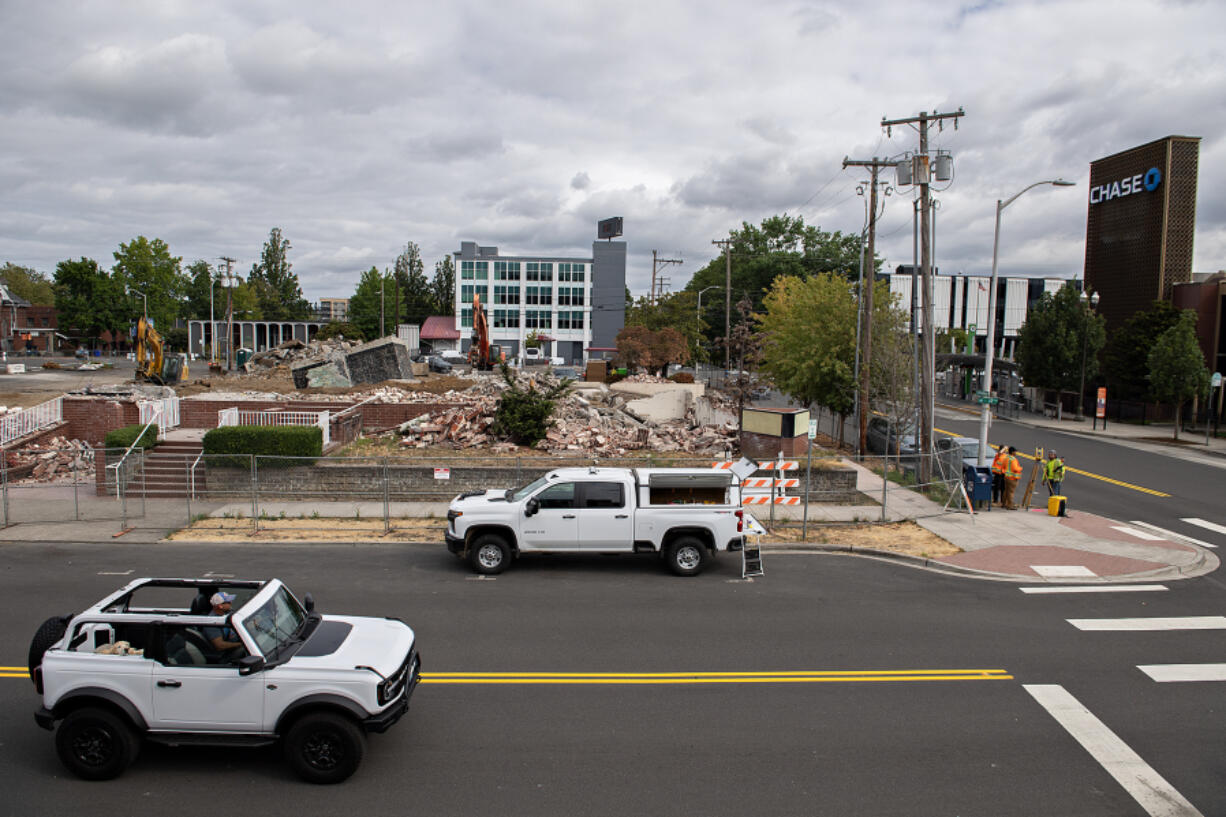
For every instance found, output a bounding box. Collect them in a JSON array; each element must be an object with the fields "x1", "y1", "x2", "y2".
[{"x1": 1090, "y1": 167, "x2": 1162, "y2": 204}]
